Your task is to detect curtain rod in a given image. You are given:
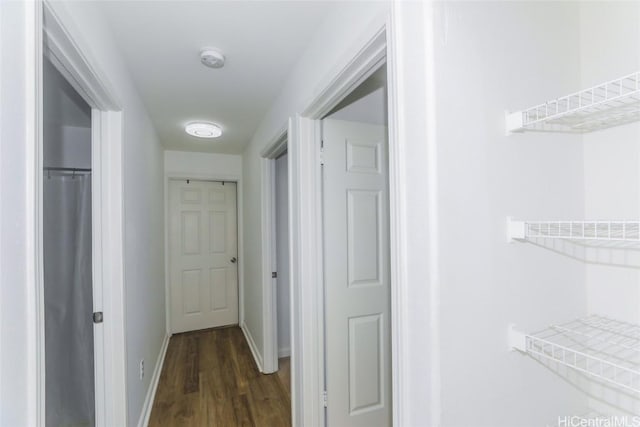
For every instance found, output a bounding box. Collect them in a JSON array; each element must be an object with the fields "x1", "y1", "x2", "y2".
[{"x1": 44, "y1": 167, "x2": 91, "y2": 172}]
